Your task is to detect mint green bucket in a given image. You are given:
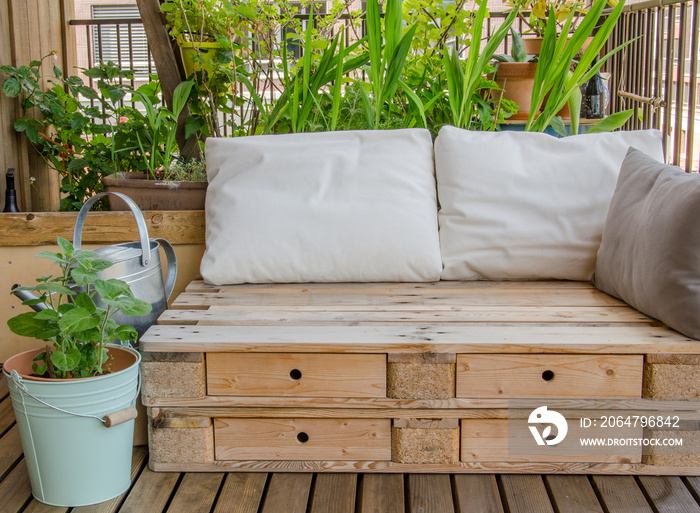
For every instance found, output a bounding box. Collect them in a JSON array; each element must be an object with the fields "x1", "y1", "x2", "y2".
[{"x1": 3, "y1": 346, "x2": 140, "y2": 507}]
